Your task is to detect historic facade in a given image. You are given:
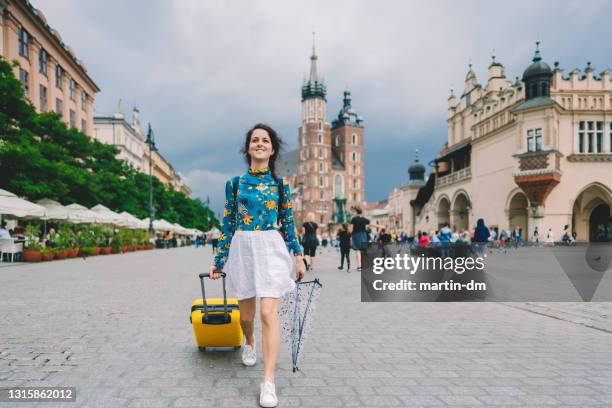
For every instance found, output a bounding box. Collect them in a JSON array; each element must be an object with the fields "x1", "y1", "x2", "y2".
[
  {"x1": 93, "y1": 104, "x2": 192, "y2": 196},
  {"x1": 0, "y1": 0, "x2": 99, "y2": 136},
  {"x1": 278, "y1": 43, "x2": 366, "y2": 229},
  {"x1": 405, "y1": 43, "x2": 612, "y2": 242}
]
